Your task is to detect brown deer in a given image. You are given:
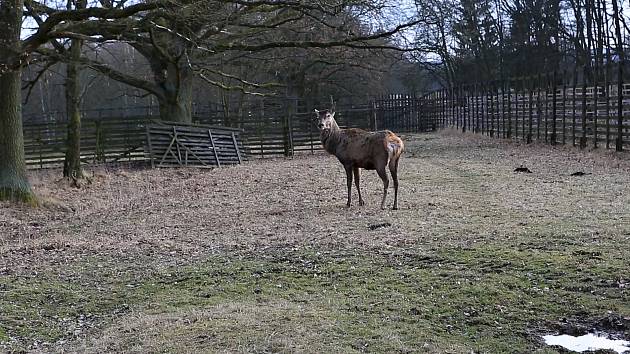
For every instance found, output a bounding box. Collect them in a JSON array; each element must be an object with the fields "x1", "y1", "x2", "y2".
[{"x1": 315, "y1": 108, "x2": 404, "y2": 210}]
